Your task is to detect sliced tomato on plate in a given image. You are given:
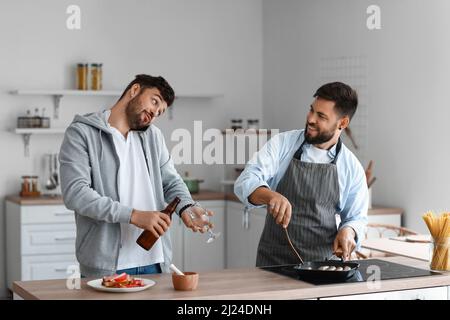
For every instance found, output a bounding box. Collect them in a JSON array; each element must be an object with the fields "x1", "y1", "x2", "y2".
[
  {"x1": 112, "y1": 272, "x2": 128, "y2": 283},
  {"x1": 132, "y1": 279, "x2": 144, "y2": 286},
  {"x1": 101, "y1": 272, "x2": 146, "y2": 288}
]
